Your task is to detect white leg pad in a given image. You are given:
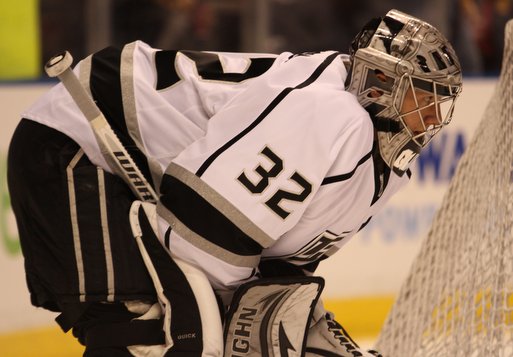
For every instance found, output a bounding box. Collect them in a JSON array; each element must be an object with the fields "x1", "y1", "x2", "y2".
[{"x1": 129, "y1": 201, "x2": 223, "y2": 356}]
